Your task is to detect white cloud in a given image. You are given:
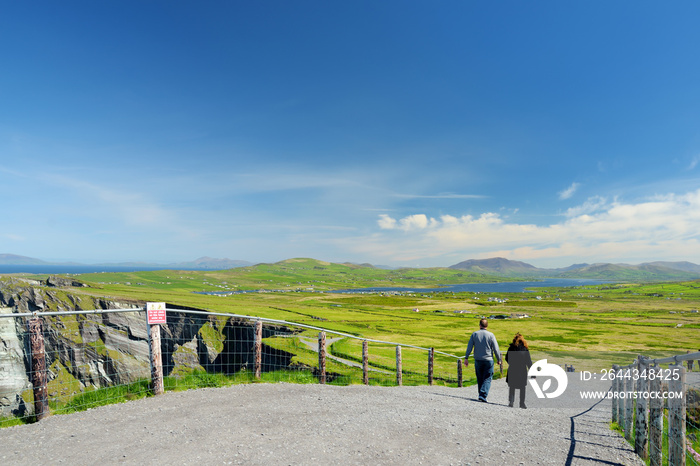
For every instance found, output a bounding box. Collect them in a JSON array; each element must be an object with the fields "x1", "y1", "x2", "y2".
[
  {"x1": 358, "y1": 188, "x2": 700, "y2": 266},
  {"x1": 378, "y1": 214, "x2": 441, "y2": 231},
  {"x1": 399, "y1": 214, "x2": 430, "y2": 230},
  {"x1": 377, "y1": 214, "x2": 437, "y2": 231},
  {"x1": 558, "y1": 182, "x2": 581, "y2": 200},
  {"x1": 377, "y1": 214, "x2": 397, "y2": 230}
]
